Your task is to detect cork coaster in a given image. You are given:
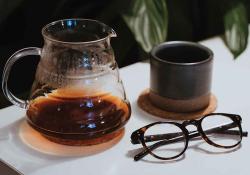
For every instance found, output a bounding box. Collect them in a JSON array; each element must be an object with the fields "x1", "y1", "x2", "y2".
[
  {"x1": 42, "y1": 128, "x2": 124, "y2": 146},
  {"x1": 137, "y1": 89, "x2": 217, "y2": 120}
]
